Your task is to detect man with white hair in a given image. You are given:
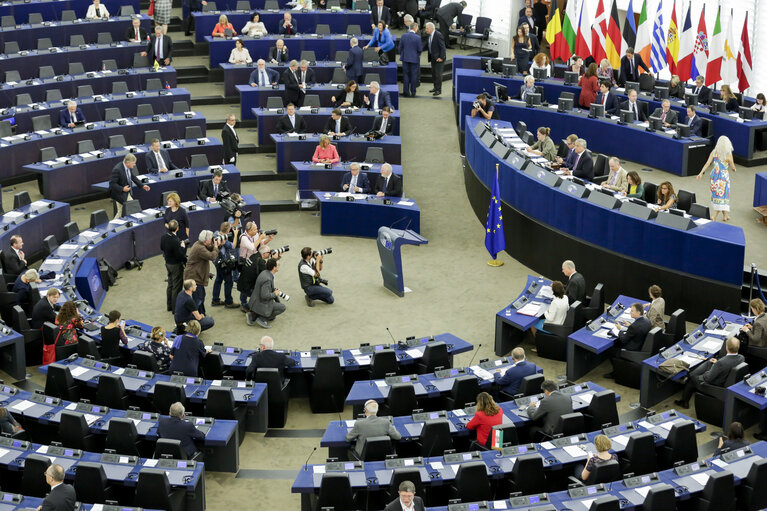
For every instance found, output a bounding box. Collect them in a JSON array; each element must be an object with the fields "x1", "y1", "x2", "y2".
[
  {"x1": 374, "y1": 163, "x2": 402, "y2": 197},
  {"x1": 249, "y1": 59, "x2": 279, "y2": 87},
  {"x1": 245, "y1": 335, "x2": 297, "y2": 381},
  {"x1": 344, "y1": 37, "x2": 364, "y2": 83},
  {"x1": 60, "y1": 101, "x2": 85, "y2": 128},
  {"x1": 298, "y1": 59, "x2": 315, "y2": 87},
  {"x1": 158, "y1": 402, "x2": 205, "y2": 459},
  {"x1": 109, "y1": 153, "x2": 150, "y2": 218},
  {"x1": 13, "y1": 268, "x2": 40, "y2": 305},
  {"x1": 566, "y1": 138, "x2": 593, "y2": 181},
  {"x1": 345, "y1": 399, "x2": 401, "y2": 456},
  {"x1": 425, "y1": 22, "x2": 445, "y2": 96},
  {"x1": 561, "y1": 260, "x2": 586, "y2": 305},
  {"x1": 283, "y1": 60, "x2": 305, "y2": 107},
  {"x1": 602, "y1": 157, "x2": 628, "y2": 193},
  {"x1": 363, "y1": 80, "x2": 393, "y2": 111},
  {"x1": 183, "y1": 230, "x2": 221, "y2": 314}
]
